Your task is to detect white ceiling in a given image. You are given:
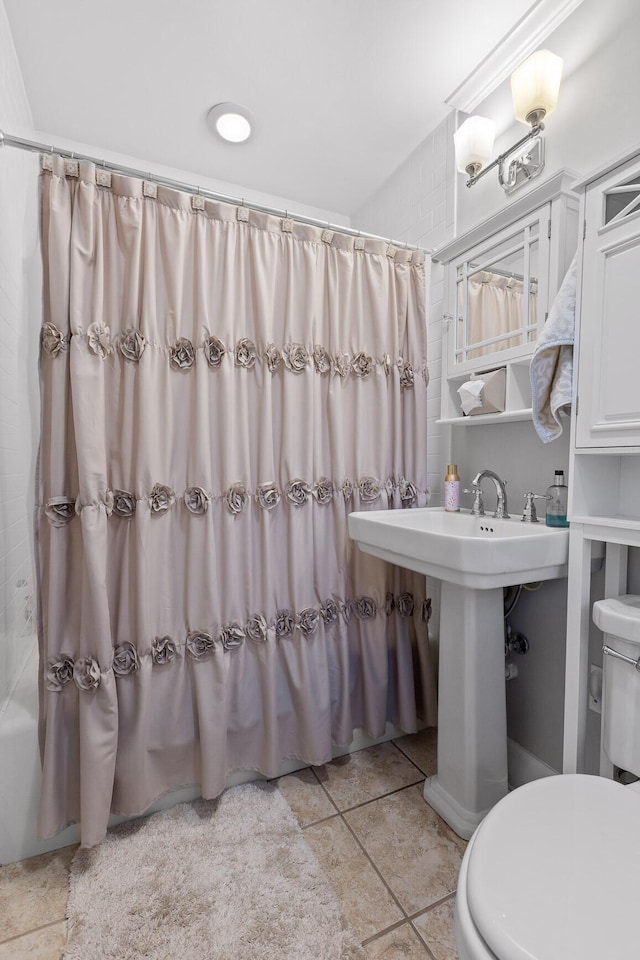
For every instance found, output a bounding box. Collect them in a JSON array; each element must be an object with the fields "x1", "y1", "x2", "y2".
[{"x1": 6, "y1": 0, "x2": 541, "y2": 215}]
